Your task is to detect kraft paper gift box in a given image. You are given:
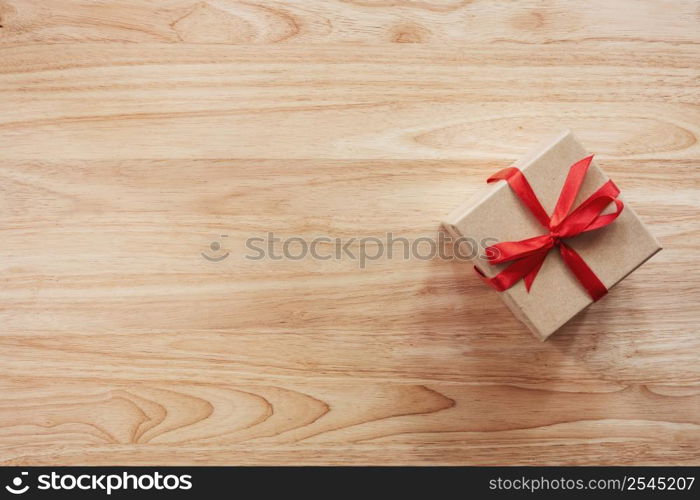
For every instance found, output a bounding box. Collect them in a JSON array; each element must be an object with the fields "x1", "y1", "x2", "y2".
[{"x1": 443, "y1": 130, "x2": 661, "y2": 340}]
